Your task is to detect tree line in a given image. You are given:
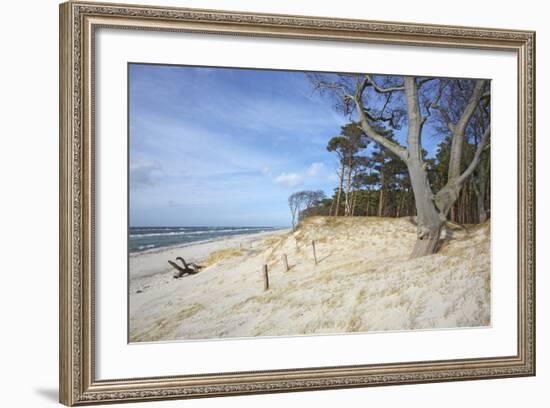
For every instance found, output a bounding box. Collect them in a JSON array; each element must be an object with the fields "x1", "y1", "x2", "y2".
[{"x1": 288, "y1": 74, "x2": 491, "y2": 257}]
